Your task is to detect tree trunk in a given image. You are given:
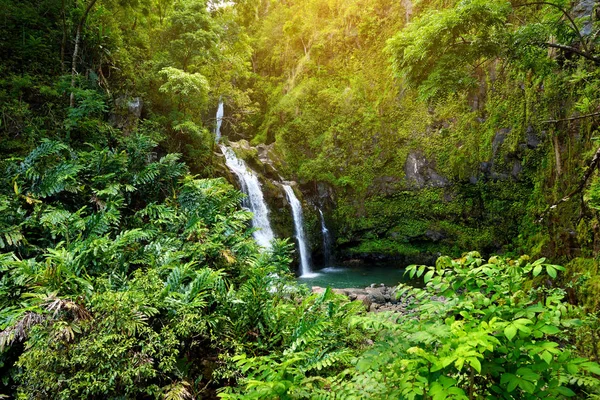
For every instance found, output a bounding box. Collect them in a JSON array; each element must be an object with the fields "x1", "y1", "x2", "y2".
[
  {"x1": 60, "y1": 0, "x2": 67, "y2": 71},
  {"x1": 70, "y1": 0, "x2": 98, "y2": 108}
]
